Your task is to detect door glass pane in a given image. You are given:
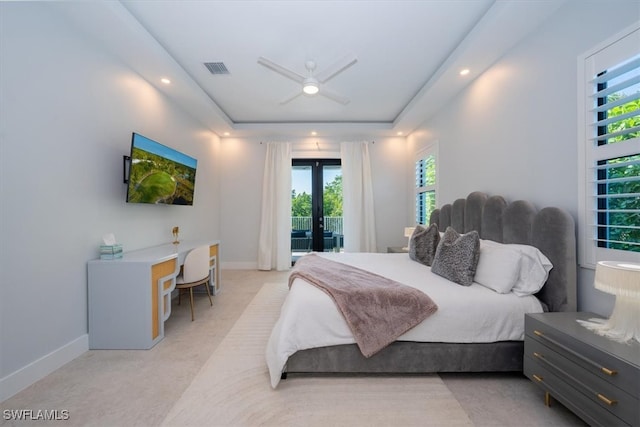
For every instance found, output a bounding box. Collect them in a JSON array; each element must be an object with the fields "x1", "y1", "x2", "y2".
[
  {"x1": 323, "y1": 165, "x2": 343, "y2": 252},
  {"x1": 291, "y1": 165, "x2": 312, "y2": 261}
]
